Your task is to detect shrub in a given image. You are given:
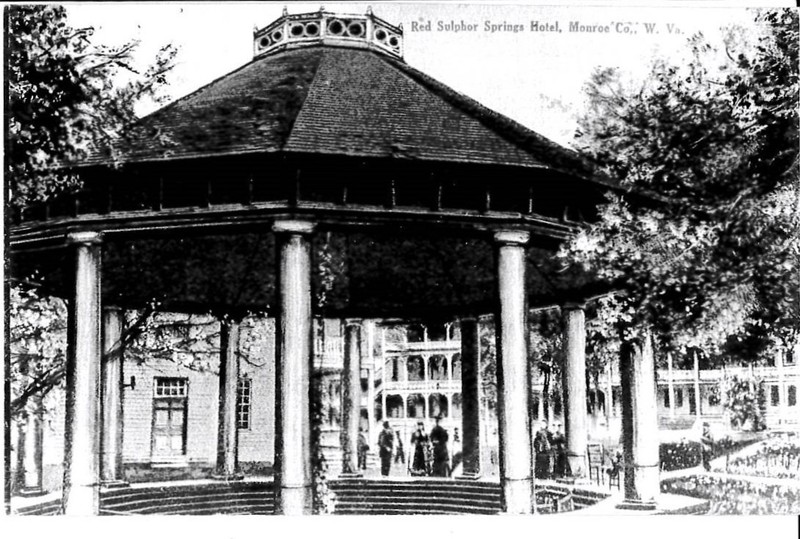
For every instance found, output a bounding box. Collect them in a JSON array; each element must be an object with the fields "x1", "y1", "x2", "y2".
[
  {"x1": 661, "y1": 474, "x2": 800, "y2": 515},
  {"x1": 660, "y1": 441, "x2": 702, "y2": 471}
]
